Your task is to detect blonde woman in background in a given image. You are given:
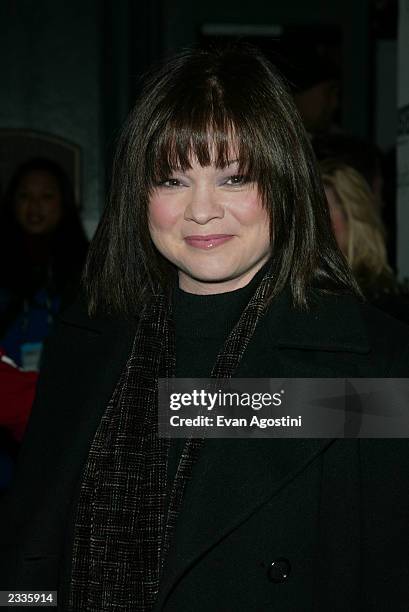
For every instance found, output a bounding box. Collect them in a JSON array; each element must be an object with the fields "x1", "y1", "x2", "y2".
[{"x1": 321, "y1": 160, "x2": 409, "y2": 324}]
